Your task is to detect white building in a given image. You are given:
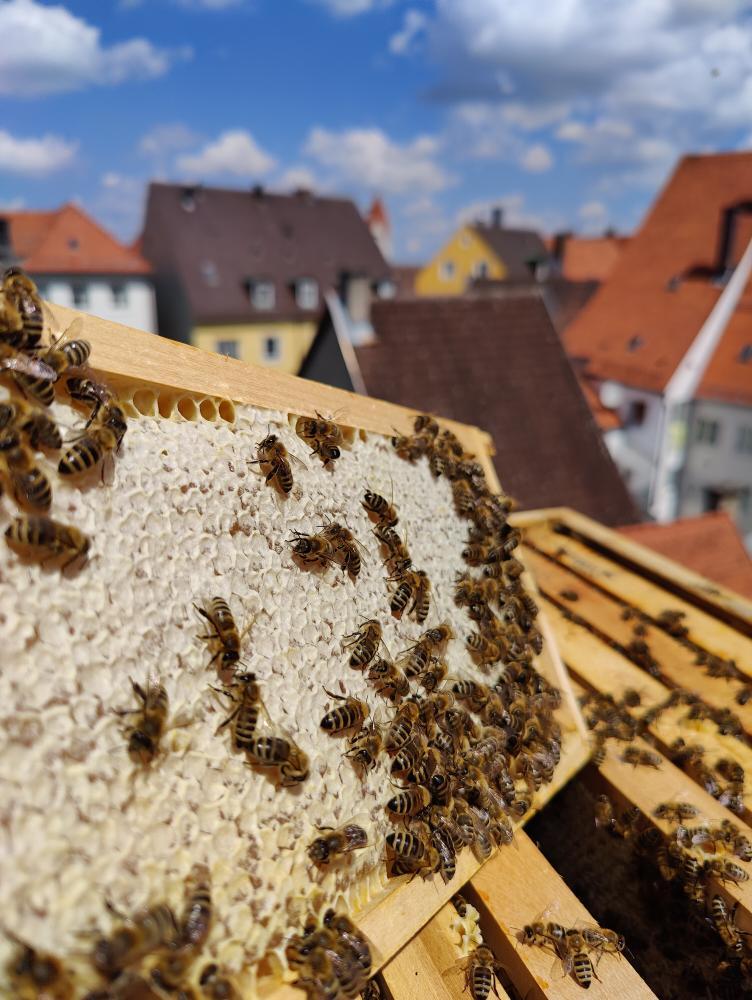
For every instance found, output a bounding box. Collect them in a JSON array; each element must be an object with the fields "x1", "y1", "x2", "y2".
[
  {"x1": 565, "y1": 152, "x2": 752, "y2": 548},
  {"x1": 0, "y1": 203, "x2": 156, "y2": 333}
]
